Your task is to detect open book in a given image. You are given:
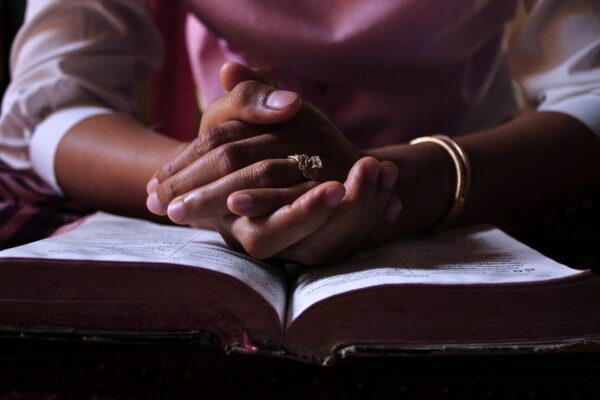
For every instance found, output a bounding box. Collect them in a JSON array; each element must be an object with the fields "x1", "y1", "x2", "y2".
[{"x1": 1, "y1": 213, "x2": 599, "y2": 364}]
